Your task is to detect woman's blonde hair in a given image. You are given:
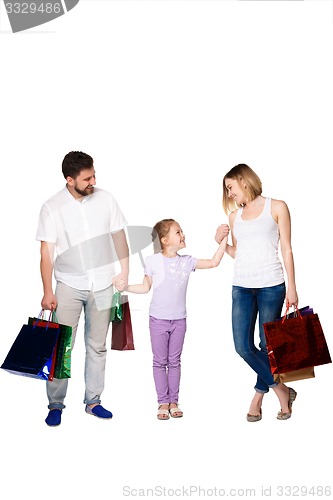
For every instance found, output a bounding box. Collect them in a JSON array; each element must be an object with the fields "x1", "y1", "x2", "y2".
[
  {"x1": 222, "y1": 164, "x2": 262, "y2": 214},
  {"x1": 151, "y1": 219, "x2": 176, "y2": 253}
]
